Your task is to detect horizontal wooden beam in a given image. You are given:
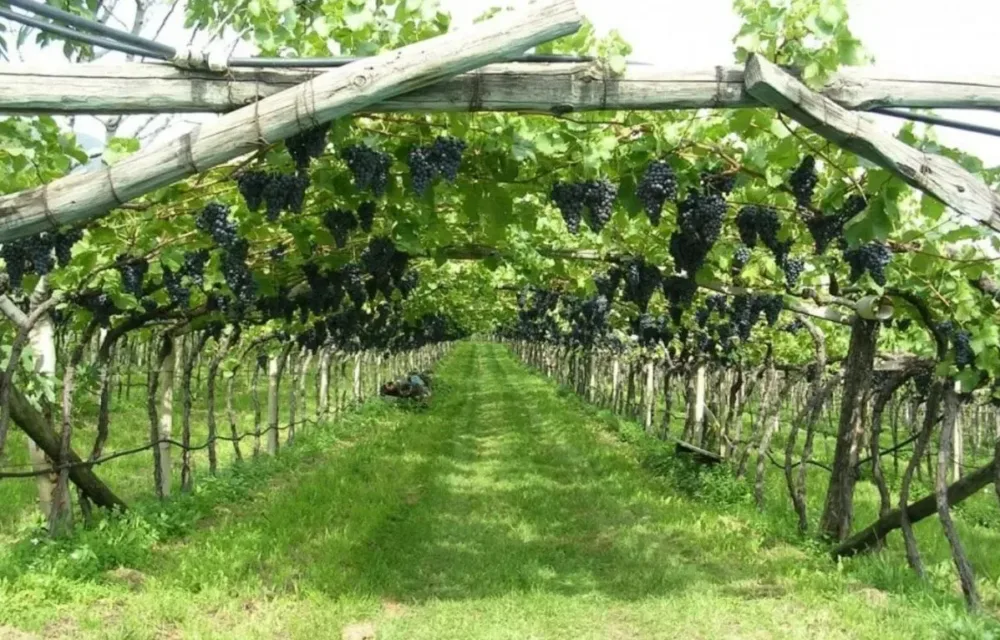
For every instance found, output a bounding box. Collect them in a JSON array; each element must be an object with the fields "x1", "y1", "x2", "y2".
[
  {"x1": 1, "y1": 62, "x2": 999, "y2": 115},
  {"x1": 0, "y1": 0, "x2": 582, "y2": 242},
  {"x1": 744, "y1": 54, "x2": 1000, "y2": 234}
]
